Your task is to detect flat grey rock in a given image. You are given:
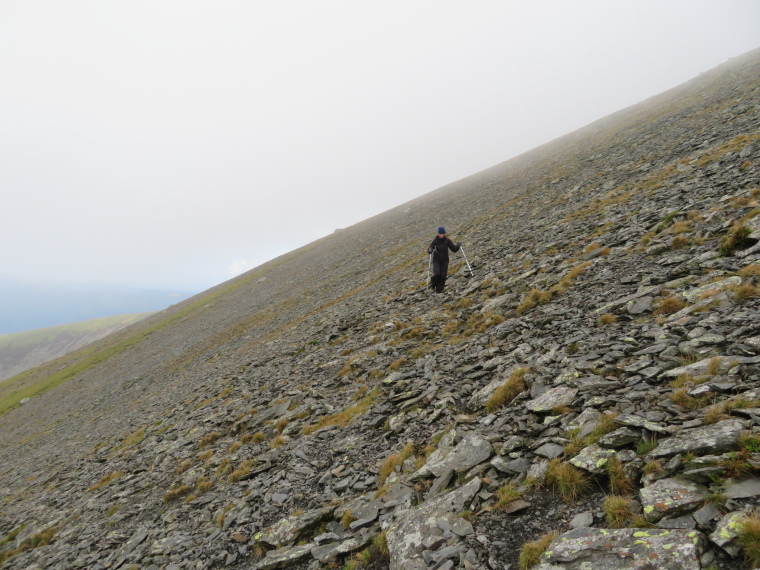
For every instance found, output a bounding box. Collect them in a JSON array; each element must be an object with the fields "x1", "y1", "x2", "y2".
[
  {"x1": 569, "y1": 511, "x2": 593, "y2": 528},
  {"x1": 640, "y1": 478, "x2": 708, "y2": 522},
  {"x1": 722, "y1": 477, "x2": 760, "y2": 499},
  {"x1": 627, "y1": 295, "x2": 653, "y2": 314},
  {"x1": 256, "y1": 544, "x2": 313, "y2": 570},
  {"x1": 420, "y1": 434, "x2": 493, "y2": 477},
  {"x1": 648, "y1": 419, "x2": 748, "y2": 459},
  {"x1": 535, "y1": 527, "x2": 705, "y2": 569},
  {"x1": 614, "y1": 413, "x2": 669, "y2": 434},
  {"x1": 534, "y1": 442, "x2": 565, "y2": 459},
  {"x1": 526, "y1": 386, "x2": 578, "y2": 413},
  {"x1": 255, "y1": 507, "x2": 334, "y2": 547}
]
